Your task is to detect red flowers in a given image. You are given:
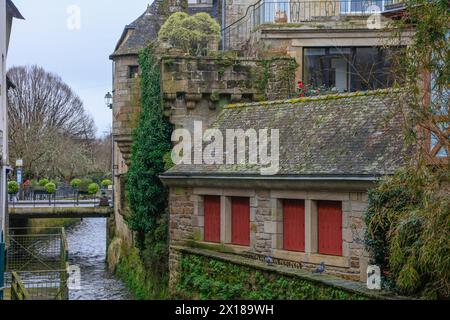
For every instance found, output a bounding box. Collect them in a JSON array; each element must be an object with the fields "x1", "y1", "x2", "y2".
[{"x1": 298, "y1": 81, "x2": 304, "y2": 89}]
